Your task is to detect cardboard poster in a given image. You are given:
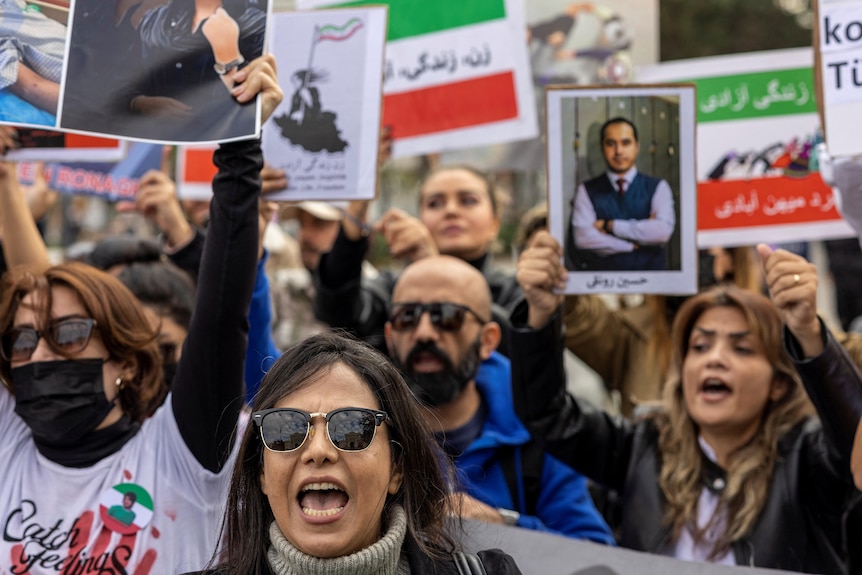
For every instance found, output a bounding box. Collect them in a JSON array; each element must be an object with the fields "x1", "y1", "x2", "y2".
[
  {"x1": 261, "y1": 7, "x2": 387, "y2": 201},
  {"x1": 297, "y1": 0, "x2": 538, "y2": 158},
  {"x1": 638, "y1": 48, "x2": 855, "y2": 247},
  {"x1": 176, "y1": 146, "x2": 217, "y2": 200},
  {"x1": 4, "y1": 129, "x2": 126, "y2": 162},
  {"x1": 546, "y1": 84, "x2": 698, "y2": 295},
  {"x1": 17, "y1": 143, "x2": 163, "y2": 202},
  {"x1": 817, "y1": 0, "x2": 862, "y2": 157}
]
